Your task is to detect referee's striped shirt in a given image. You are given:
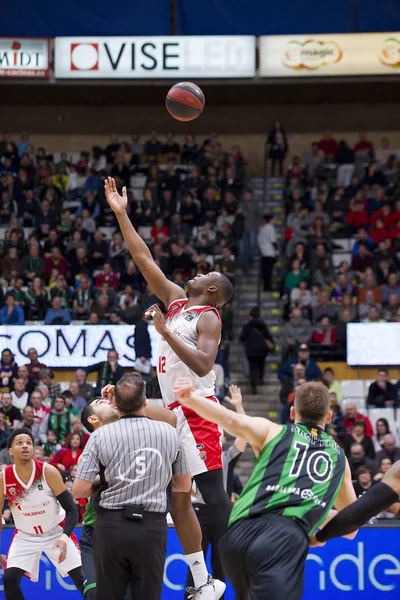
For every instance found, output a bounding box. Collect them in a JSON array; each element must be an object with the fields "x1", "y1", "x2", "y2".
[{"x1": 76, "y1": 415, "x2": 188, "y2": 512}]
